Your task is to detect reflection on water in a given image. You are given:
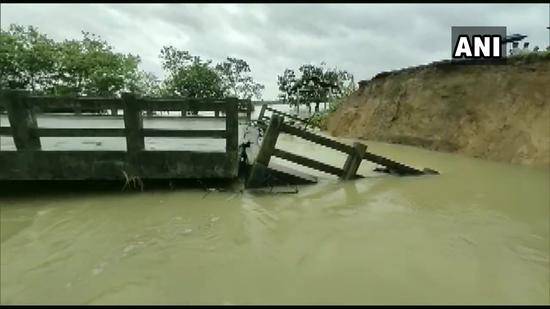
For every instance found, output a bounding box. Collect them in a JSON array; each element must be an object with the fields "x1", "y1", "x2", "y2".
[{"x1": 1, "y1": 105, "x2": 549, "y2": 304}]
